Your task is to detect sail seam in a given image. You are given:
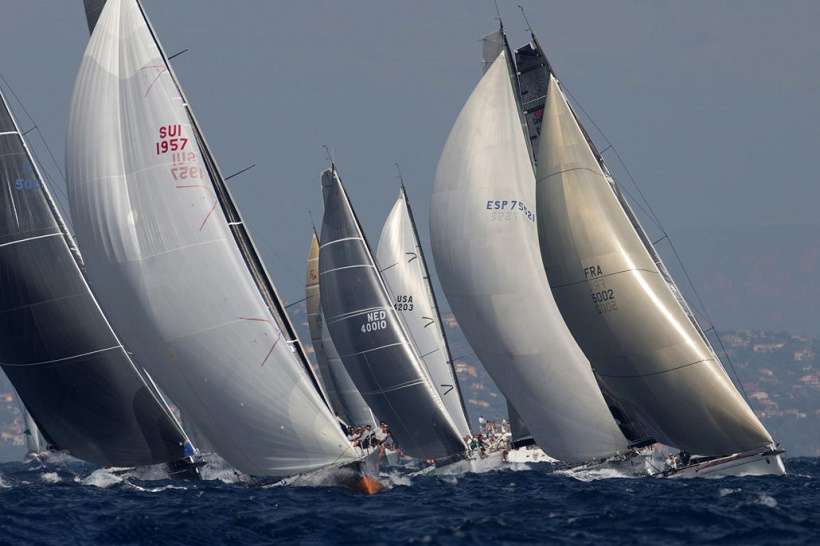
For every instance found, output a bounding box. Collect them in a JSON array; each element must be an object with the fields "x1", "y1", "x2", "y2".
[
  {"x1": 325, "y1": 306, "x2": 385, "y2": 323},
  {"x1": 319, "y1": 236, "x2": 363, "y2": 249},
  {"x1": 537, "y1": 166, "x2": 600, "y2": 183},
  {"x1": 596, "y1": 357, "x2": 715, "y2": 379},
  {"x1": 339, "y1": 342, "x2": 404, "y2": 358},
  {"x1": 1, "y1": 346, "x2": 120, "y2": 367},
  {"x1": 360, "y1": 378, "x2": 425, "y2": 395},
  {"x1": 0, "y1": 131, "x2": 18, "y2": 136},
  {"x1": 551, "y1": 266, "x2": 661, "y2": 289},
  {"x1": 319, "y1": 264, "x2": 374, "y2": 276},
  {"x1": 0, "y1": 232, "x2": 61, "y2": 249}
]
